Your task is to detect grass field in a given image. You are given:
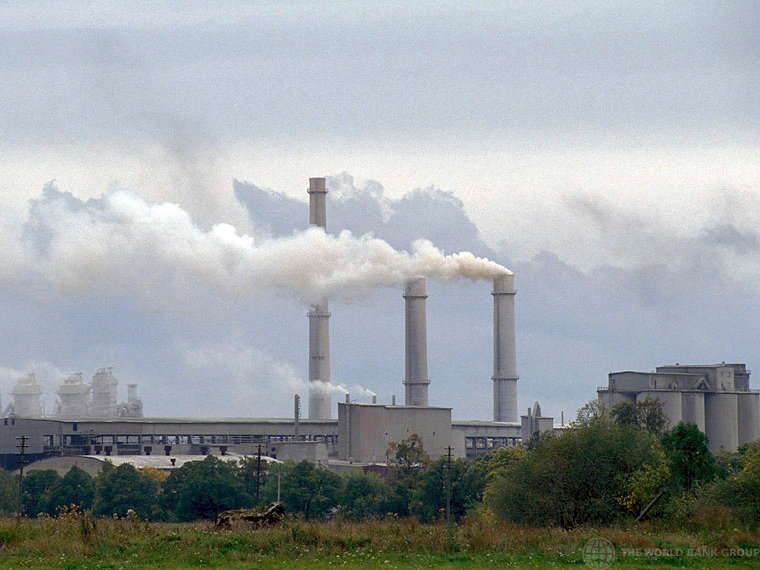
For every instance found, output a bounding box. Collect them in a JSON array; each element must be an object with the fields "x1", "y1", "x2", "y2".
[{"x1": 1, "y1": 513, "x2": 759, "y2": 569}]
